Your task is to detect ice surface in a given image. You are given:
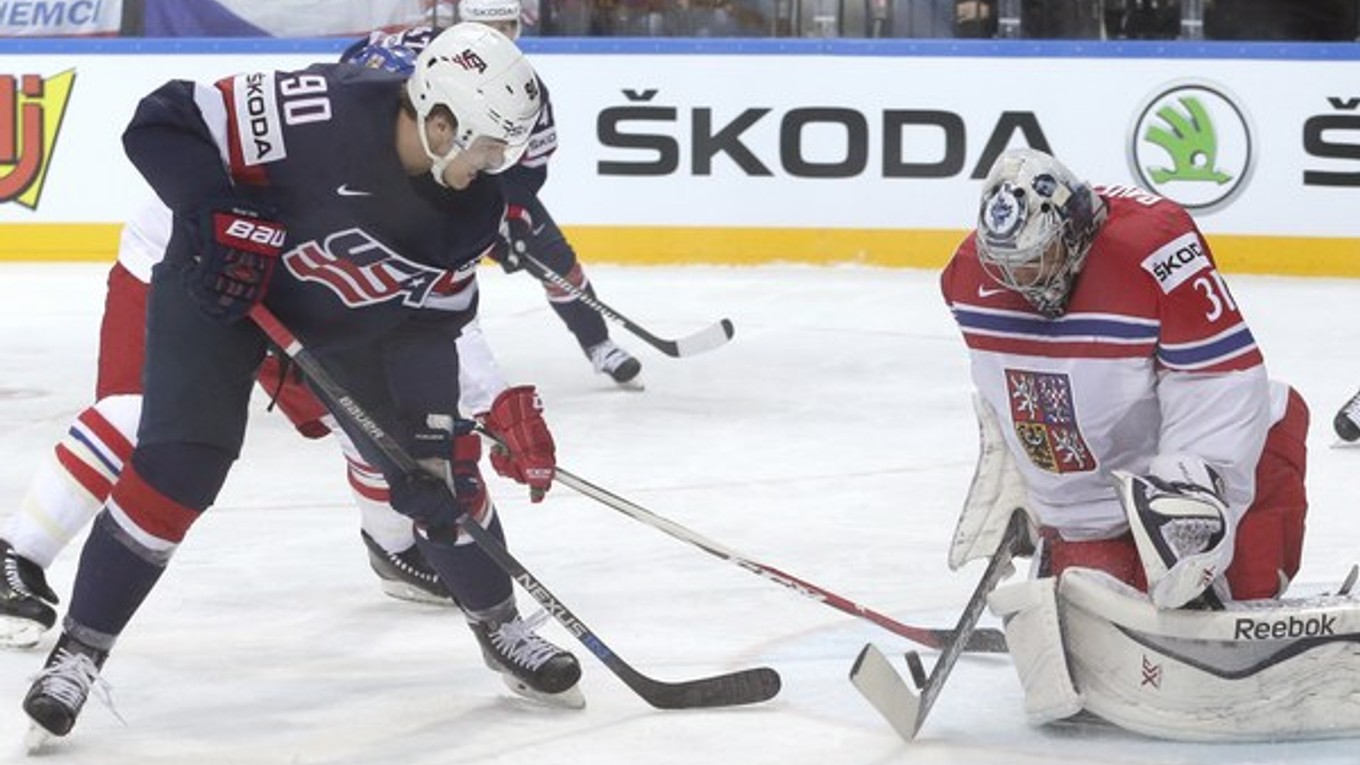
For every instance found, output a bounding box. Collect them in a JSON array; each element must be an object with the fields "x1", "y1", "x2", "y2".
[{"x1": 1, "y1": 262, "x2": 1358, "y2": 764}]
